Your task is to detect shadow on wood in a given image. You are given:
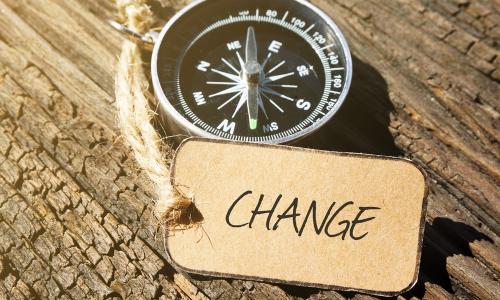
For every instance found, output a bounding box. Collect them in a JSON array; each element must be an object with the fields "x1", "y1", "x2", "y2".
[
  {"x1": 298, "y1": 55, "x2": 402, "y2": 157},
  {"x1": 409, "y1": 217, "x2": 493, "y2": 298}
]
